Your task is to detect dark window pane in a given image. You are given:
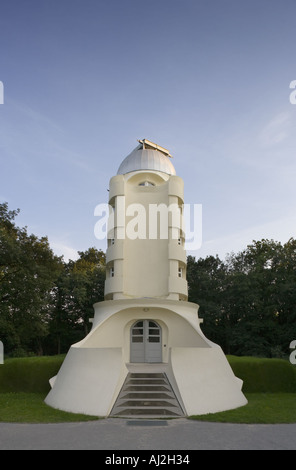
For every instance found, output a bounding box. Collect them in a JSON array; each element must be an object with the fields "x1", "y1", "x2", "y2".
[
  {"x1": 133, "y1": 328, "x2": 143, "y2": 336},
  {"x1": 132, "y1": 337, "x2": 143, "y2": 343},
  {"x1": 149, "y1": 328, "x2": 159, "y2": 335}
]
